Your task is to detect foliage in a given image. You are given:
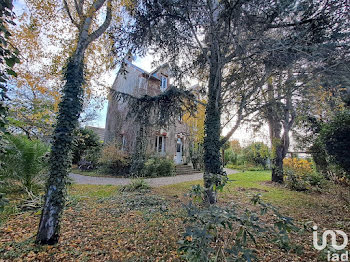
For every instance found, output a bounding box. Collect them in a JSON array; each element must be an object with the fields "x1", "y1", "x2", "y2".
[
  {"x1": 283, "y1": 158, "x2": 325, "y2": 191},
  {"x1": 111, "y1": 87, "x2": 198, "y2": 128},
  {"x1": 142, "y1": 156, "x2": 175, "y2": 178},
  {"x1": 119, "y1": 178, "x2": 150, "y2": 192},
  {"x1": 319, "y1": 110, "x2": 350, "y2": 176},
  {"x1": 72, "y1": 127, "x2": 102, "y2": 165},
  {"x1": 189, "y1": 143, "x2": 204, "y2": 171},
  {"x1": 224, "y1": 149, "x2": 238, "y2": 165},
  {"x1": 283, "y1": 158, "x2": 313, "y2": 177},
  {"x1": 242, "y1": 142, "x2": 270, "y2": 169},
  {"x1": 179, "y1": 188, "x2": 300, "y2": 261},
  {"x1": 0, "y1": 135, "x2": 49, "y2": 194},
  {"x1": 182, "y1": 99, "x2": 205, "y2": 144},
  {"x1": 98, "y1": 143, "x2": 130, "y2": 176},
  {"x1": 230, "y1": 140, "x2": 242, "y2": 154},
  {"x1": 6, "y1": 0, "x2": 128, "y2": 139}
]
